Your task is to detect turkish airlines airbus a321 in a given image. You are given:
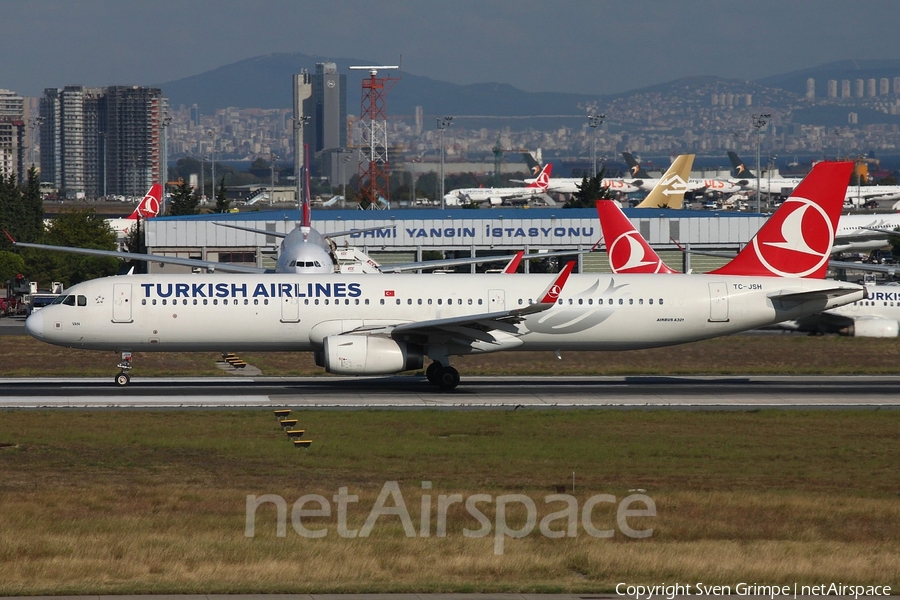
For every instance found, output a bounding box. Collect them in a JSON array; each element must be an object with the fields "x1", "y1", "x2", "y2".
[{"x1": 26, "y1": 162, "x2": 864, "y2": 389}]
